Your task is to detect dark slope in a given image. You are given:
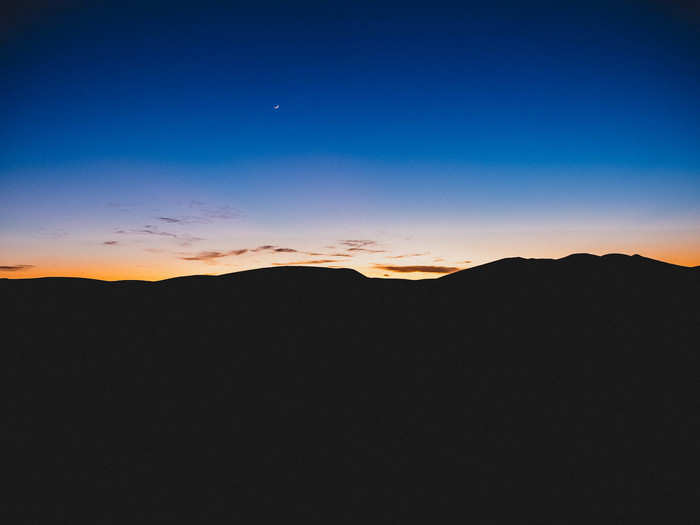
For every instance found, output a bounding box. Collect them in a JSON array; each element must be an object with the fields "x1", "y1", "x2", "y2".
[
  {"x1": 3, "y1": 255, "x2": 699, "y2": 522},
  {"x1": 441, "y1": 252, "x2": 695, "y2": 284}
]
